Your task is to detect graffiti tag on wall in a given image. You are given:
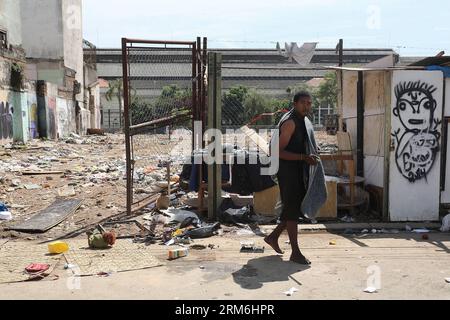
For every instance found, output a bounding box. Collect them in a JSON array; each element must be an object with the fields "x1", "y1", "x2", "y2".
[
  {"x1": 29, "y1": 103, "x2": 38, "y2": 139},
  {"x1": 0, "y1": 101, "x2": 13, "y2": 141},
  {"x1": 392, "y1": 81, "x2": 441, "y2": 183}
]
